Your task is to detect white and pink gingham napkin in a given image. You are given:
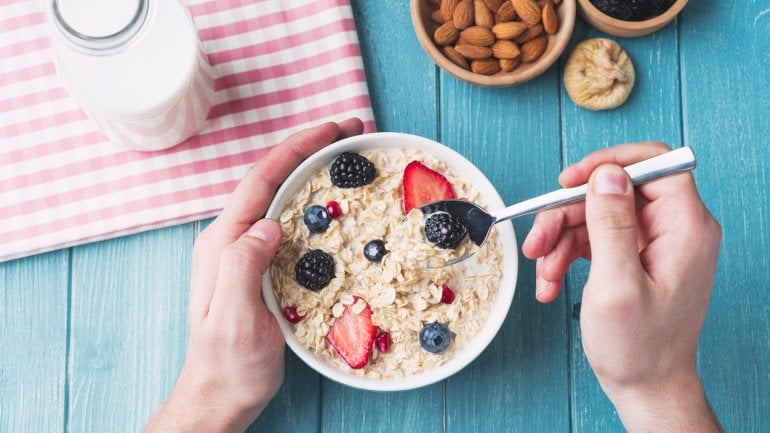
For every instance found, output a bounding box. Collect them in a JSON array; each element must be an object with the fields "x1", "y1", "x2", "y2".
[{"x1": 0, "y1": 0, "x2": 376, "y2": 262}]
